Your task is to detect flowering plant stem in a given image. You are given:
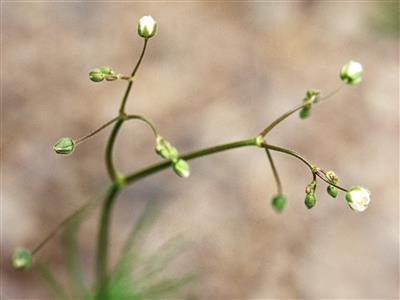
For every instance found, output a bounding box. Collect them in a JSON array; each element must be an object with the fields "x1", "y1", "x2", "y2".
[{"x1": 95, "y1": 39, "x2": 349, "y2": 298}]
